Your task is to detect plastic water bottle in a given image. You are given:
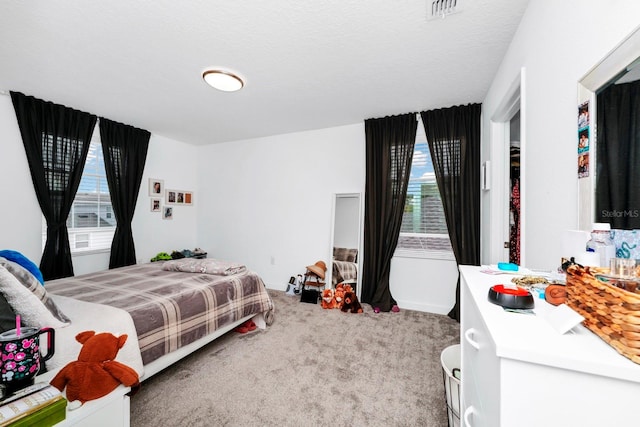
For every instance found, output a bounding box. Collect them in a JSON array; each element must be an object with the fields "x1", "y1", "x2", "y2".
[{"x1": 585, "y1": 223, "x2": 616, "y2": 267}]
